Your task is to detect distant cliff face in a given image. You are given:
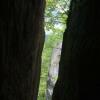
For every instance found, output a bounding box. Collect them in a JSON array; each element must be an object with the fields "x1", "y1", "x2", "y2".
[{"x1": 46, "y1": 42, "x2": 62, "y2": 100}]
